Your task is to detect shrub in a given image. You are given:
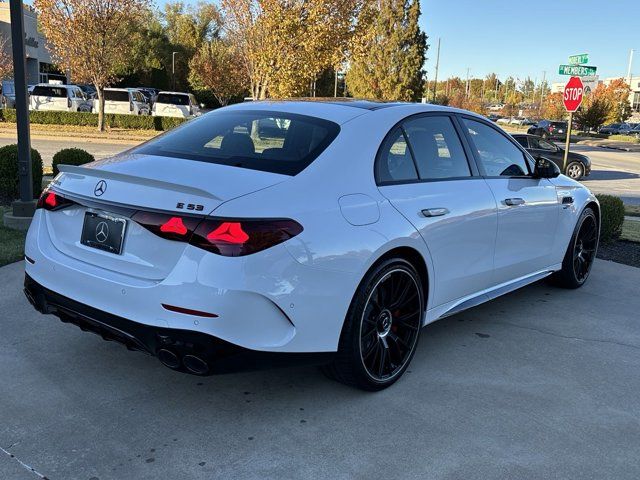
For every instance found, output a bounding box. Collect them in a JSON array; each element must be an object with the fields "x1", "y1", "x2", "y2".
[
  {"x1": 0, "y1": 144, "x2": 43, "y2": 202},
  {"x1": 0, "y1": 108, "x2": 187, "y2": 131},
  {"x1": 596, "y1": 194, "x2": 625, "y2": 243},
  {"x1": 52, "y1": 148, "x2": 95, "y2": 176}
]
